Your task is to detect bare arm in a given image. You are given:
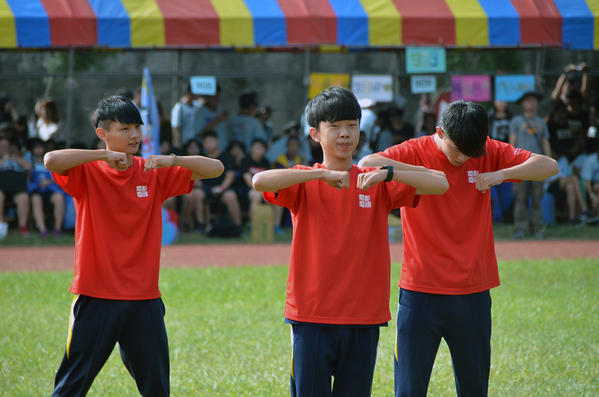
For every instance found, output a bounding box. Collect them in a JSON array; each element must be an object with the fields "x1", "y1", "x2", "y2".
[
  {"x1": 144, "y1": 154, "x2": 224, "y2": 180},
  {"x1": 252, "y1": 168, "x2": 349, "y2": 193},
  {"x1": 542, "y1": 137, "x2": 552, "y2": 157},
  {"x1": 44, "y1": 149, "x2": 127, "y2": 175},
  {"x1": 357, "y1": 167, "x2": 448, "y2": 195},
  {"x1": 359, "y1": 153, "x2": 433, "y2": 173},
  {"x1": 475, "y1": 153, "x2": 559, "y2": 194},
  {"x1": 551, "y1": 73, "x2": 568, "y2": 101}
]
